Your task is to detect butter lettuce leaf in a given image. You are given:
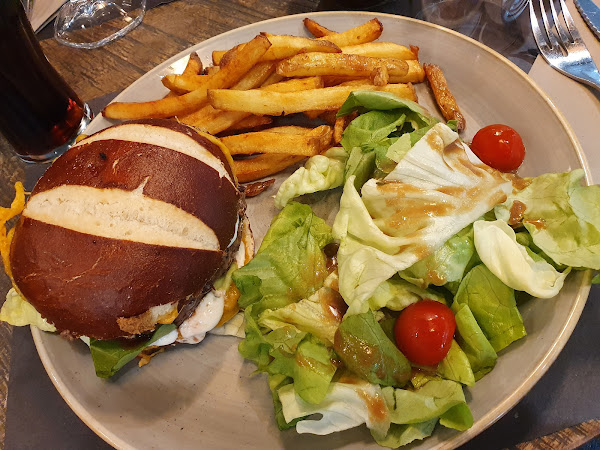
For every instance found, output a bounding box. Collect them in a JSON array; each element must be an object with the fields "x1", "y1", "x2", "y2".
[
  {"x1": 437, "y1": 340, "x2": 475, "y2": 386},
  {"x1": 367, "y1": 276, "x2": 446, "y2": 312},
  {"x1": 333, "y1": 311, "x2": 411, "y2": 387},
  {"x1": 453, "y1": 265, "x2": 526, "y2": 352},
  {"x1": 279, "y1": 378, "x2": 391, "y2": 438},
  {"x1": 268, "y1": 335, "x2": 337, "y2": 405},
  {"x1": 340, "y1": 110, "x2": 407, "y2": 151},
  {"x1": 89, "y1": 323, "x2": 177, "y2": 378},
  {"x1": 274, "y1": 147, "x2": 347, "y2": 209},
  {"x1": 496, "y1": 170, "x2": 600, "y2": 269},
  {"x1": 233, "y1": 203, "x2": 332, "y2": 315},
  {"x1": 258, "y1": 273, "x2": 343, "y2": 346},
  {"x1": 400, "y1": 225, "x2": 475, "y2": 290},
  {"x1": 333, "y1": 124, "x2": 512, "y2": 314},
  {"x1": 383, "y1": 379, "x2": 473, "y2": 430},
  {"x1": 372, "y1": 420, "x2": 437, "y2": 448},
  {"x1": 0, "y1": 288, "x2": 56, "y2": 332},
  {"x1": 473, "y1": 220, "x2": 570, "y2": 298},
  {"x1": 337, "y1": 90, "x2": 430, "y2": 121},
  {"x1": 453, "y1": 303, "x2": 497, "y2": 380}
]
